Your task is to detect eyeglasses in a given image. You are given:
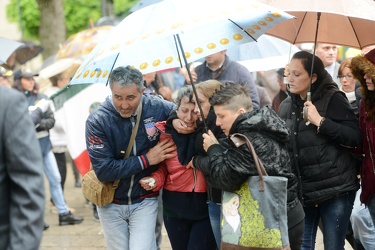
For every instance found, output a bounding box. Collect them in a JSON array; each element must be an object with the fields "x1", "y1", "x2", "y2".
[{"x1": 337, "y1": 74, "x2": 353, "y2": 80}]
